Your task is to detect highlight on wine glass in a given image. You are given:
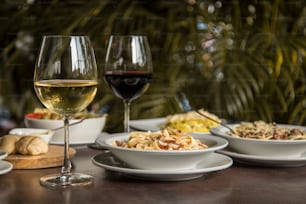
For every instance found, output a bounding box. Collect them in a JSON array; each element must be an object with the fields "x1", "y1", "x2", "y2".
[
  {"x1": 34, "y1": 35, "x2": 98, "y2": 188},
  {"x1": 104, "y1": 35, "x2": 153, "y2": 132}
]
